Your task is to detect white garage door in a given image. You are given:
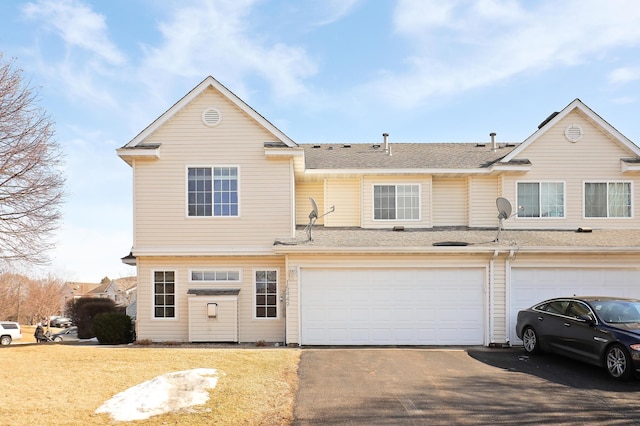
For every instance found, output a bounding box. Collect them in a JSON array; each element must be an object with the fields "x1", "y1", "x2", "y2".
[
  {"x1": 509, "y1": 268, "x2": 640, "y2": 344},
  {"x1": 300, "y1": 268, "x2": 484, "y2": 345}
]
